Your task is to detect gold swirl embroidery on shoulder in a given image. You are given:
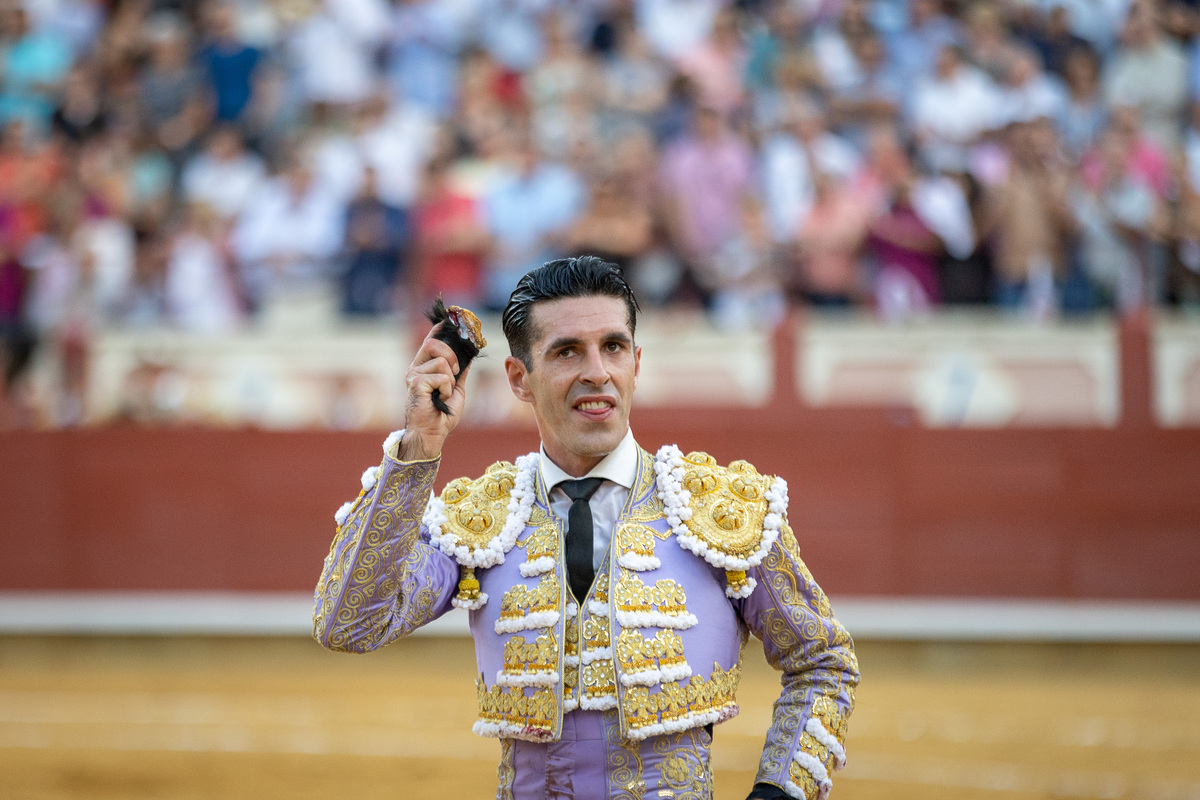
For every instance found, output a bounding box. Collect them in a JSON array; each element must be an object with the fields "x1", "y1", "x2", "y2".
[
  {"x1": 679, "y1": 452, "x2": 772, "y2": 558},
  {"x1": 439, "y1": 461, "x2": 517, "y2": 550}
]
